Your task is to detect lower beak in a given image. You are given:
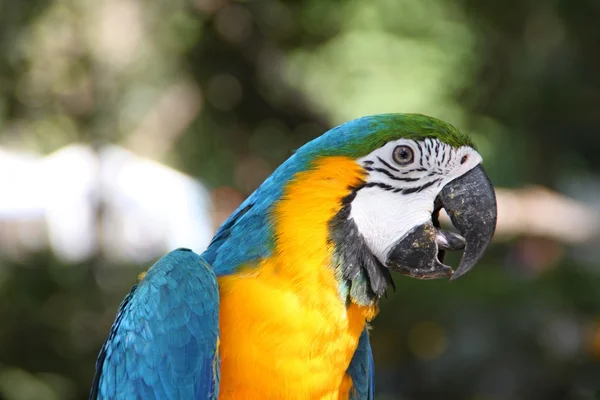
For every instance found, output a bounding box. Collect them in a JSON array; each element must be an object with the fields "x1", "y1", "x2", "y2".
[{"x1": 385, "y1": 164, "x2": 497, "y2": 280}]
